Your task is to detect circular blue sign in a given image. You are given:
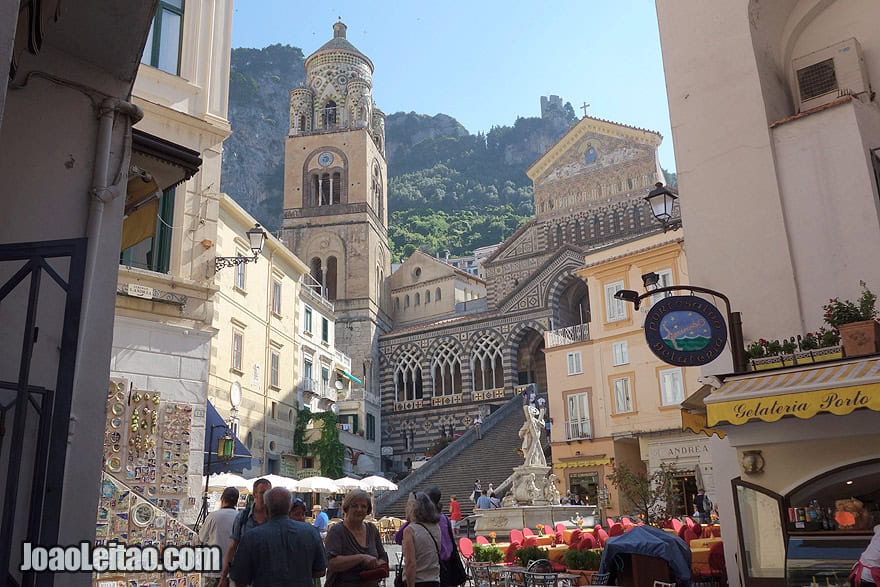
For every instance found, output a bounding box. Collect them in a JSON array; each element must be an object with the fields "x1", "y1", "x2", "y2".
[{"x1": 644, "y1": 295, "x2": 728, "y2": 366}]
